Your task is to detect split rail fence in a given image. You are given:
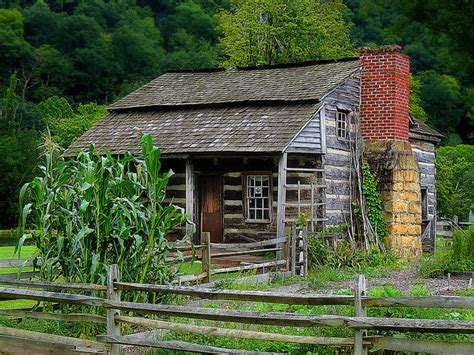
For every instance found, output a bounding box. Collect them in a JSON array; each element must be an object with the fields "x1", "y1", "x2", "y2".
[
  {"x1": 0, "y1": 268, "x2": 473, "y2": 354},
  {"x1": 172, "y1": 229, "x2": 308, "y2": 284}
]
